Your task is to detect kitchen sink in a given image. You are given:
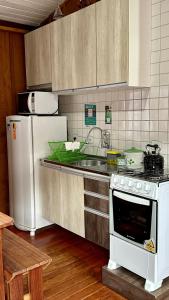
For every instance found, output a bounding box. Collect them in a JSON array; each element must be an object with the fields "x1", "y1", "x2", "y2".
[{"x1": 73, "y1": 159, "x2": 106, "y2": 167}]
